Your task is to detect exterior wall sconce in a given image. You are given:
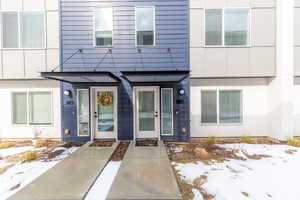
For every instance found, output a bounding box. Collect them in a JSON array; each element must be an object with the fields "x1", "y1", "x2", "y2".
[
  {"x1": 64, "y1": 129, "x2": 71, "y2": 135},
  {"x1": 179, "y1": 88, "x2": 185, "y2": 96},
  {"x1": 64, "y1": 90, "x2": 71, "y2": 96}
]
